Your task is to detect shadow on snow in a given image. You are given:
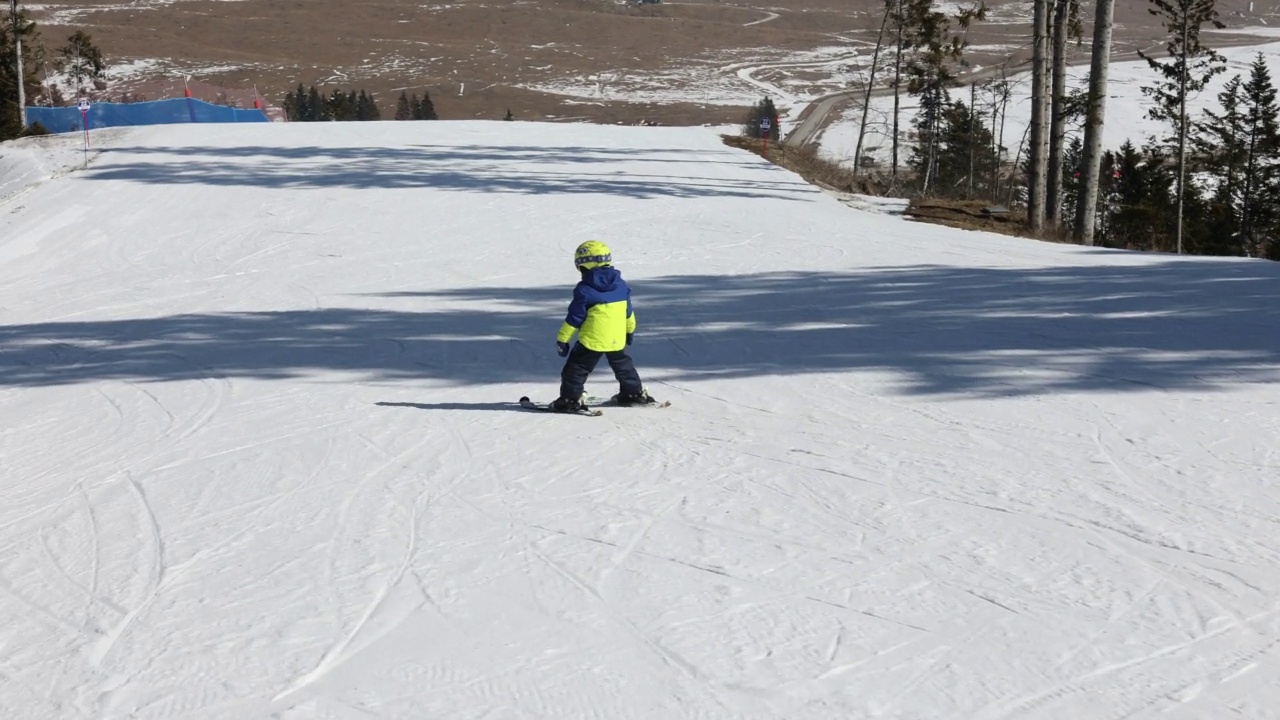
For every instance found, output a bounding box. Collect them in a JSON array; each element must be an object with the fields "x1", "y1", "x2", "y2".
[
  {"x1": 4, "y1": 262, "x2": 1279, "y2": 398},
  {"x1": 83, "y1": 143, "x2": 809, "y2": 200}
]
